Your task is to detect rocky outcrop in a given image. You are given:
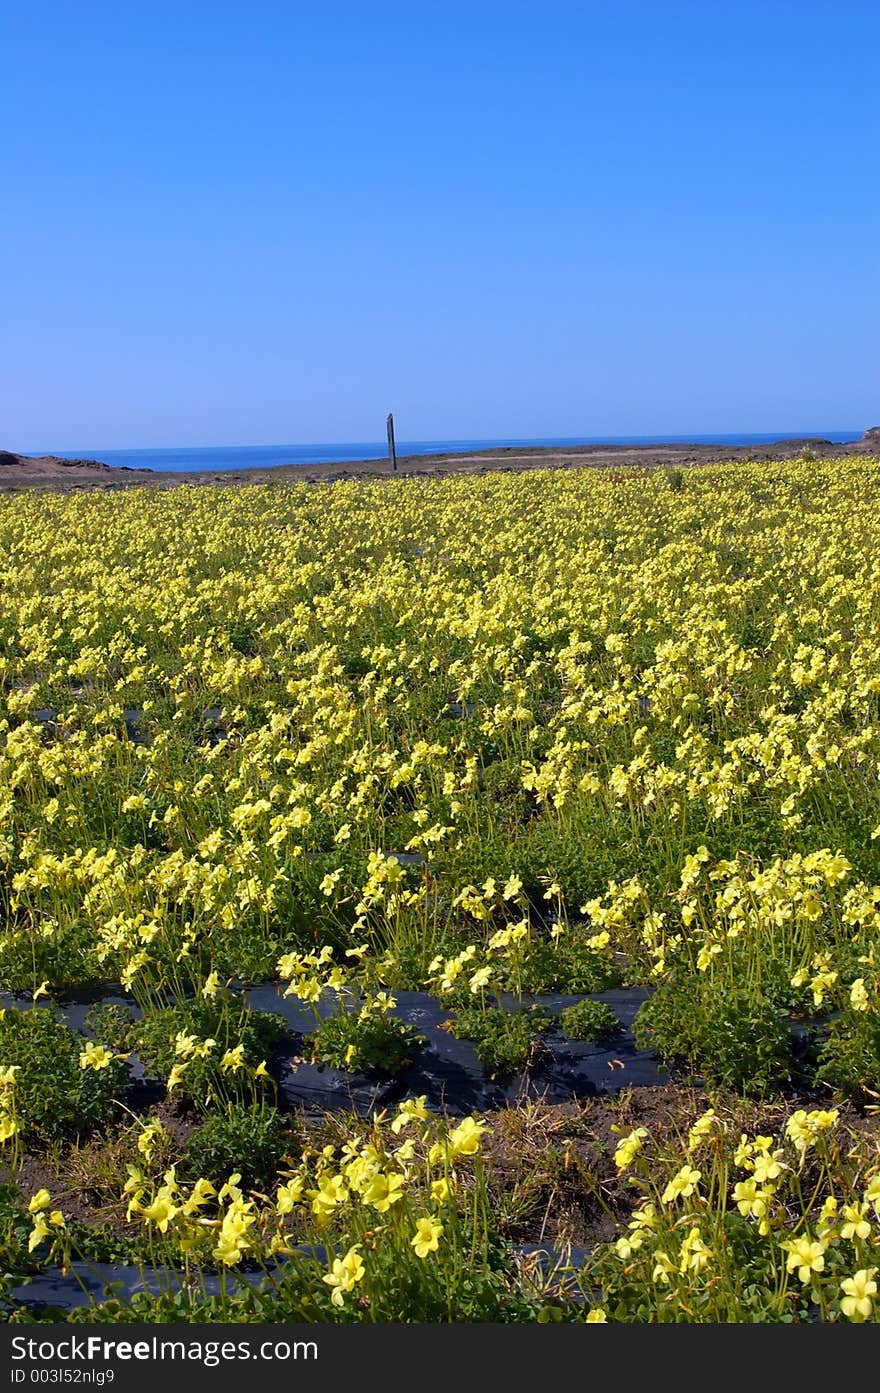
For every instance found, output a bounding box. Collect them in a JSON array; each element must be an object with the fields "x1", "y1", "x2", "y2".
[{"x1": 0, "y1": 451, "x2": 155, "y2": 488}]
